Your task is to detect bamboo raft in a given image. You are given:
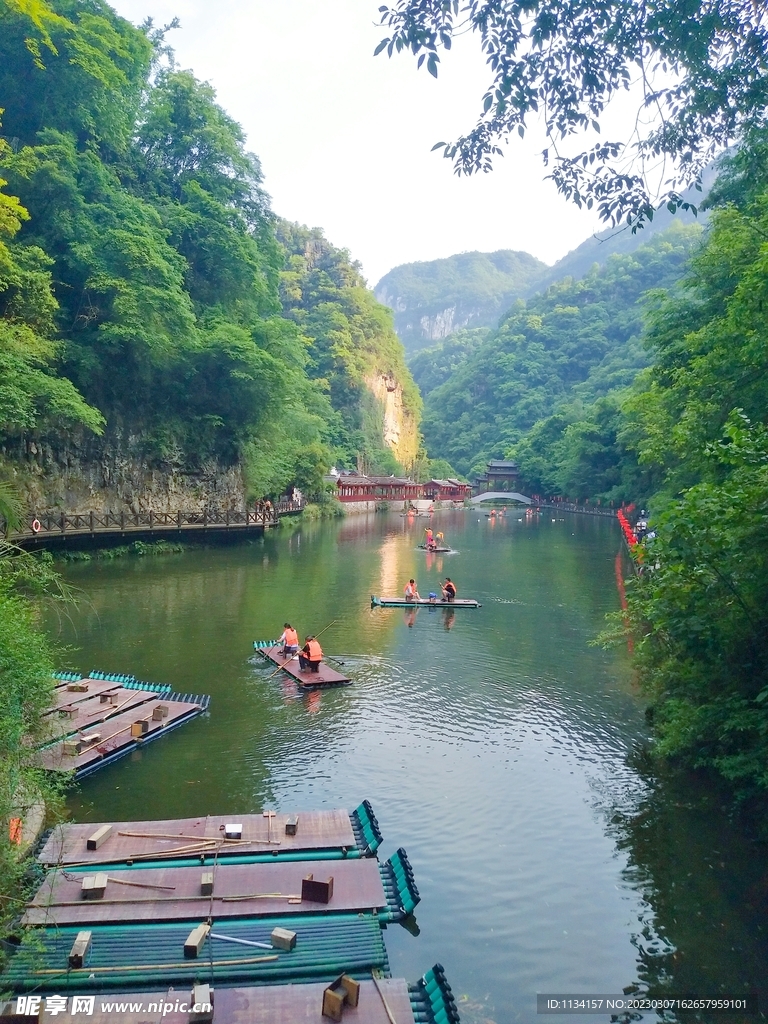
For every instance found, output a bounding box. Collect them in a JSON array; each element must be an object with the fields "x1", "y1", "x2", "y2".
[
  {"x1": 371, "y1": 595, "x2": 481, "y2": 609},
  {"x1": 43, "y1": 674, "x2": 210, "y2": 778},
  {"x1": 417, "y1": 544, "x2": 452, "y2": 552},
  {"x1": 24, "y1": 846, "x2": 418, "y2": 926},
  {"x1": 23, "y1": 857, "x2": 389, "y2": 927},
  {"x1": 38, "y1": 802, "x2": 383, "y2": 866},
  {"x1": 253, "y1": 643, "x2": 351, "y2": 688}
]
